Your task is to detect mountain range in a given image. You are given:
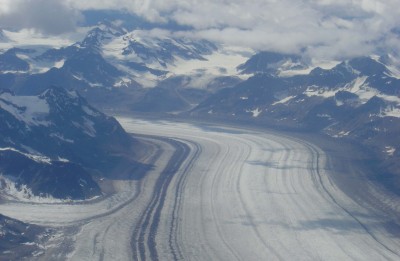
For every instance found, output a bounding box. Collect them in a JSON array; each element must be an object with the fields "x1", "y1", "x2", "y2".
[
  {"x1": 0, "y1": 10, "x2": 399, "y2": 260},
  {"x1": 0, "y1": 15, "x2": 399, "y2": 191},
  {"x1": 190, "y1": 52, "x2": 400, "y2": 190}
]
